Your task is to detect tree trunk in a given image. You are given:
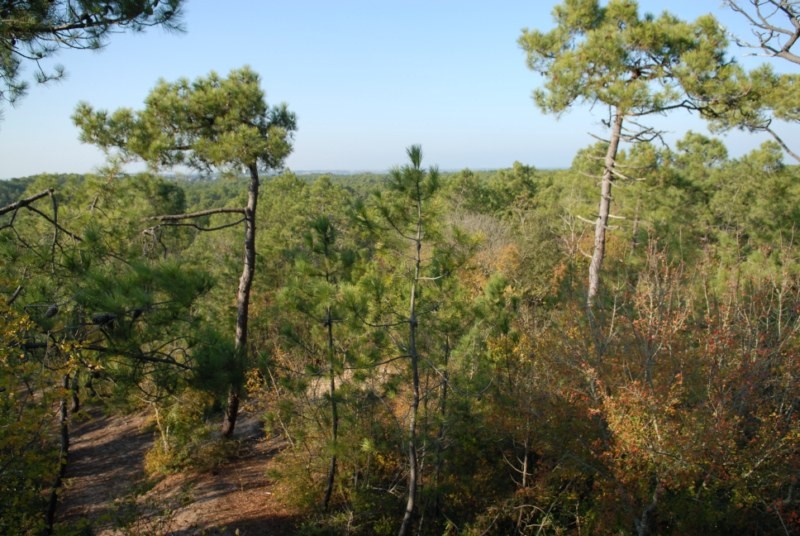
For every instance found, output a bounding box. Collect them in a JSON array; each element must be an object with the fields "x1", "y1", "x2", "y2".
[
  {"x1": 323, "y1": 306, "x2": 338, "y2": 510},
  {"x1": 222, "y1": 164, "x2": 259, "y2": 438},
  {"x1": 432, "y1": 336, "x2": 449, "y2": 517},
  {"x1": 634, "y1": 476, "x2": 661, "y2": 536},
  {"x1": 630, "y1": 195, "x2": 642, "y2": 256},
  {"x1": 45, "y1": 374, "x2": 71, "y2": 535},
  {"x1": 398, "y1": 214, "x2": 423, "y2": 536},
  {"x1": 70, "y1": 373, "x2": 80, "y2": 414},
  {"x1": 587, "y1": 111, "x2": 624, "y2": 308}
]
